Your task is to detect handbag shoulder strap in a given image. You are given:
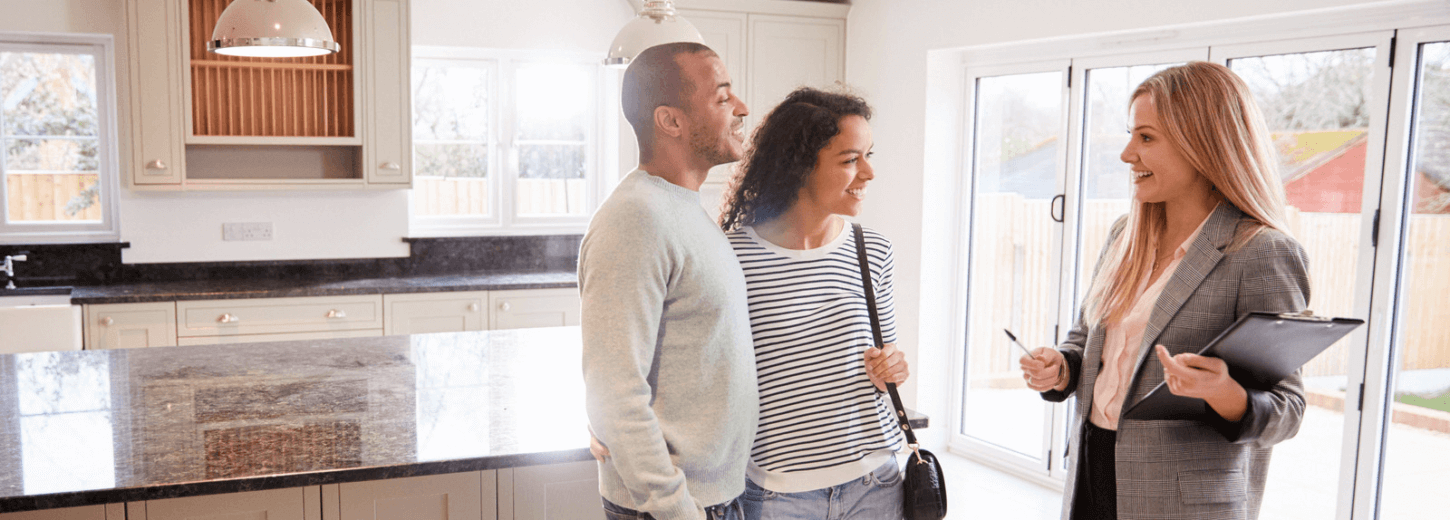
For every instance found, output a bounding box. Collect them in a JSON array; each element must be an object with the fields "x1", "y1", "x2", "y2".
[{"x1": 853, "y1": 223, "x2": 918, "y2": 446}]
